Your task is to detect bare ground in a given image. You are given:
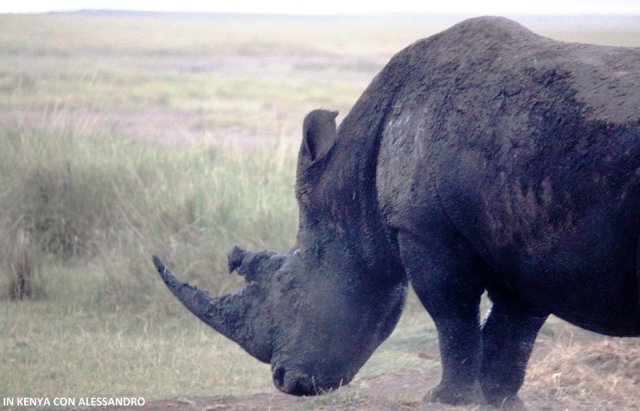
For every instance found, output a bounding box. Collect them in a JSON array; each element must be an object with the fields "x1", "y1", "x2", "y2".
[{"x1": 107, "y1": 327, "x2": 640, "y2": 411}]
